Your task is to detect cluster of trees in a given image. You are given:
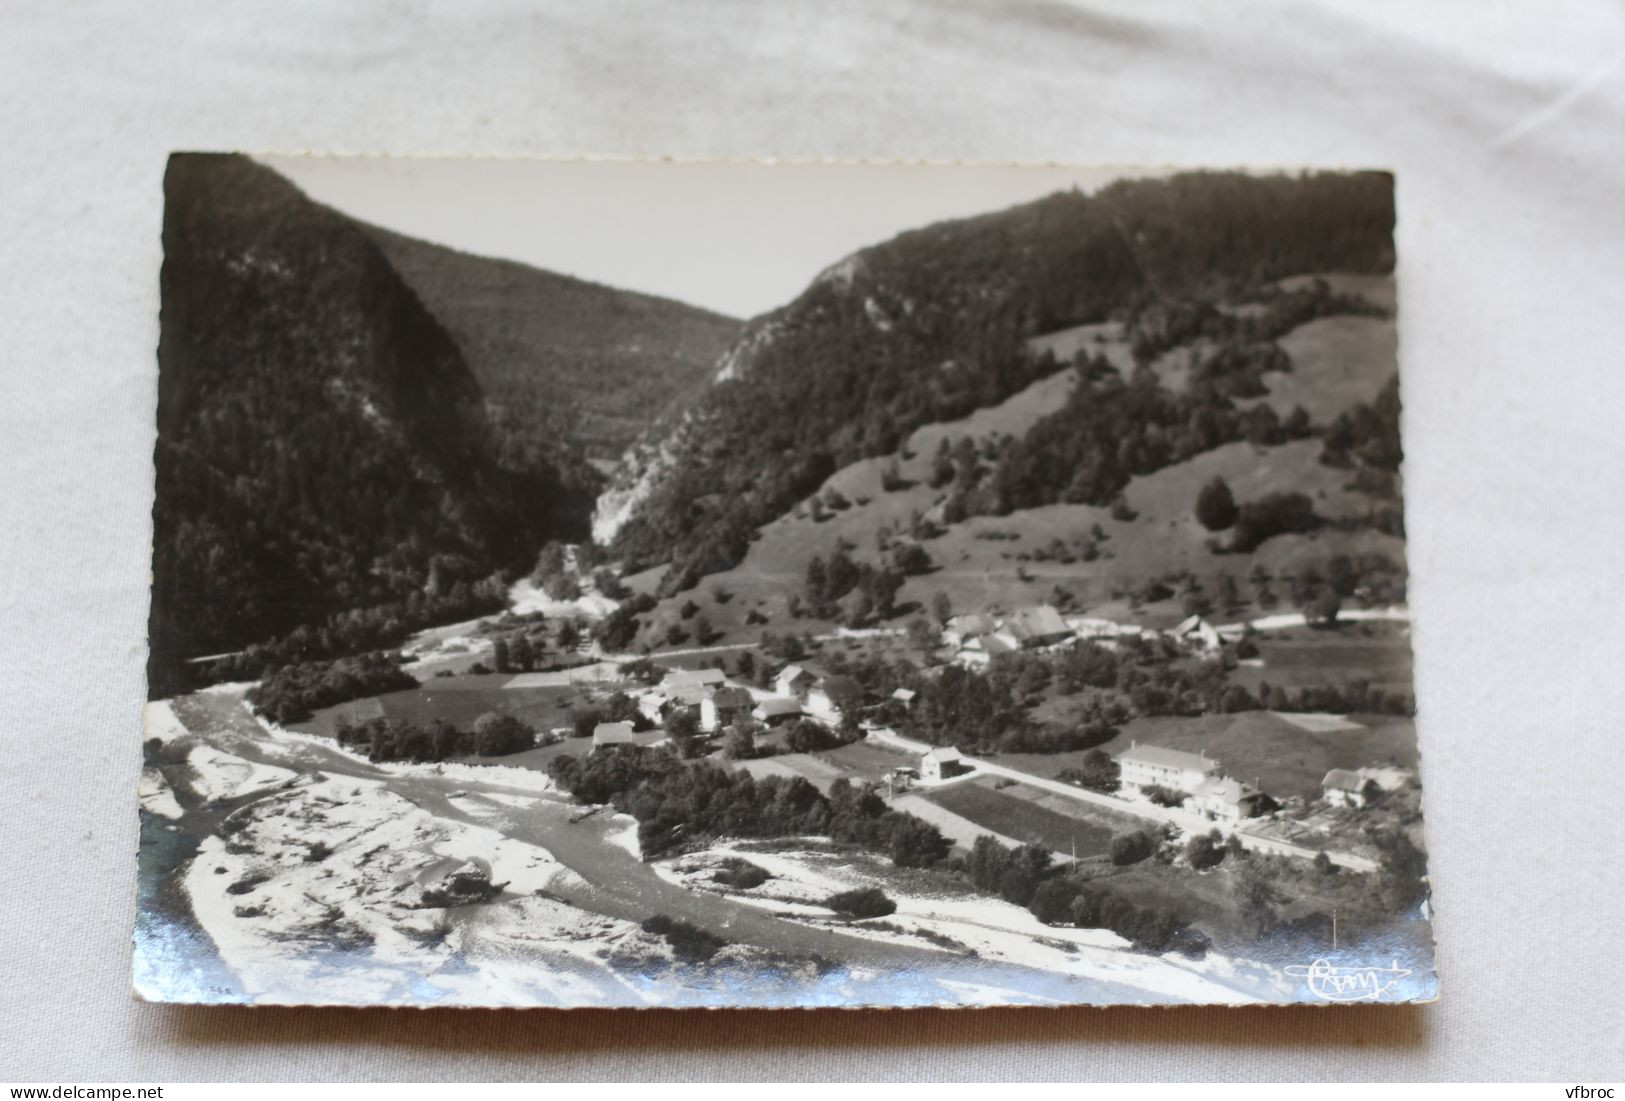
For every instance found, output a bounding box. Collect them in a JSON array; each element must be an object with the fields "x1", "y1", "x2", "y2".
[
  {"x1": 547, "y1": 747, "x2": 951, "y2": 867},
  {"x1": 490, "y1": 631, "x2": 547, "y2": 674},
  {"x1": 570, "y1": 691, "x2": 654, "y2": 737},
  {"x1": 1123, "y1": 277, "x2": 1386, "y2": 368},
  {"x1": 245, "y1": 651, "x2": 416, "y2": 725},
  {"x1": 593, "y1": 593, "x2": 657, "y2": 653},
  {"x1": 334, "y1": 710, "x2": 538, "y2": 763},
  {"x1": 800, "y1": 544, "x2": 907, "y2": 626},
  {"x1": 530, "y1": 542, "x2": 580, "y2": 601},
  {"x1": 965, "y1": 836, "x2": 1054, "y2": 907},
  {"x1": 826, "y1": 887, "x2": 897, "y2": 918},
  {"x1": 1056, "y1": 748, "x2": 1121, "y2": 793},
  {"x1": 1027, "y1": 875, "x2": 1209, "y2": 956}
]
